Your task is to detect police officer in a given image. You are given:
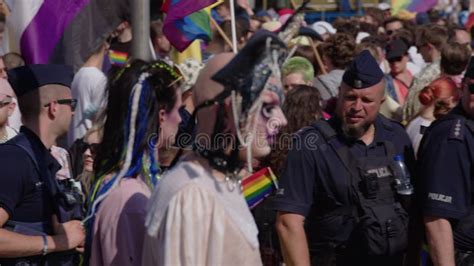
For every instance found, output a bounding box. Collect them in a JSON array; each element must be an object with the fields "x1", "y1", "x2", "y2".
[
  {"x1": 0, "y1": 65, "x2": 85, "y2": 265},
  {"x1": 270, "y1": 50, "x2": 415, "y2": 266},
  {"x1": 418, "y1": 58, "x2": 474, "y2": 265}
]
